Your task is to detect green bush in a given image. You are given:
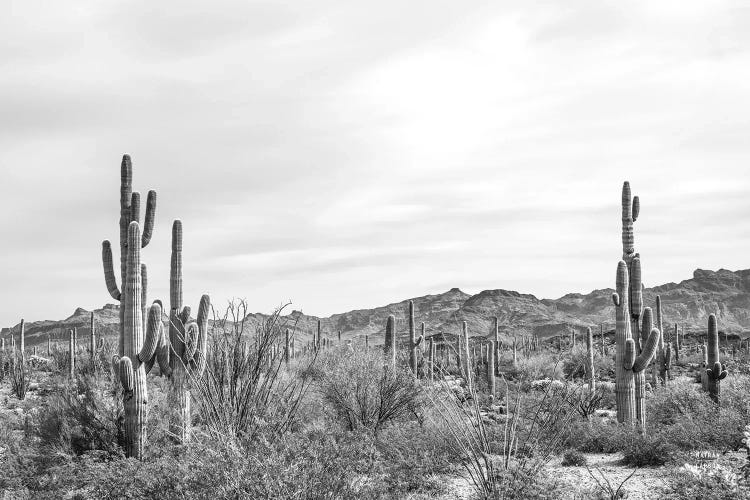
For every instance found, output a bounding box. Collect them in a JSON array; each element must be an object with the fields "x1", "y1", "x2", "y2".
[{"x1": 561, "y1": 449, "x2": 587, "y2": 466}]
